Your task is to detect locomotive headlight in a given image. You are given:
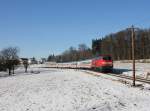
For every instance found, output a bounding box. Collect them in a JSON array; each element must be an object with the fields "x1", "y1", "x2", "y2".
[{"x1": 101, "y1": 62, "x2": 106, "y2": 64}]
